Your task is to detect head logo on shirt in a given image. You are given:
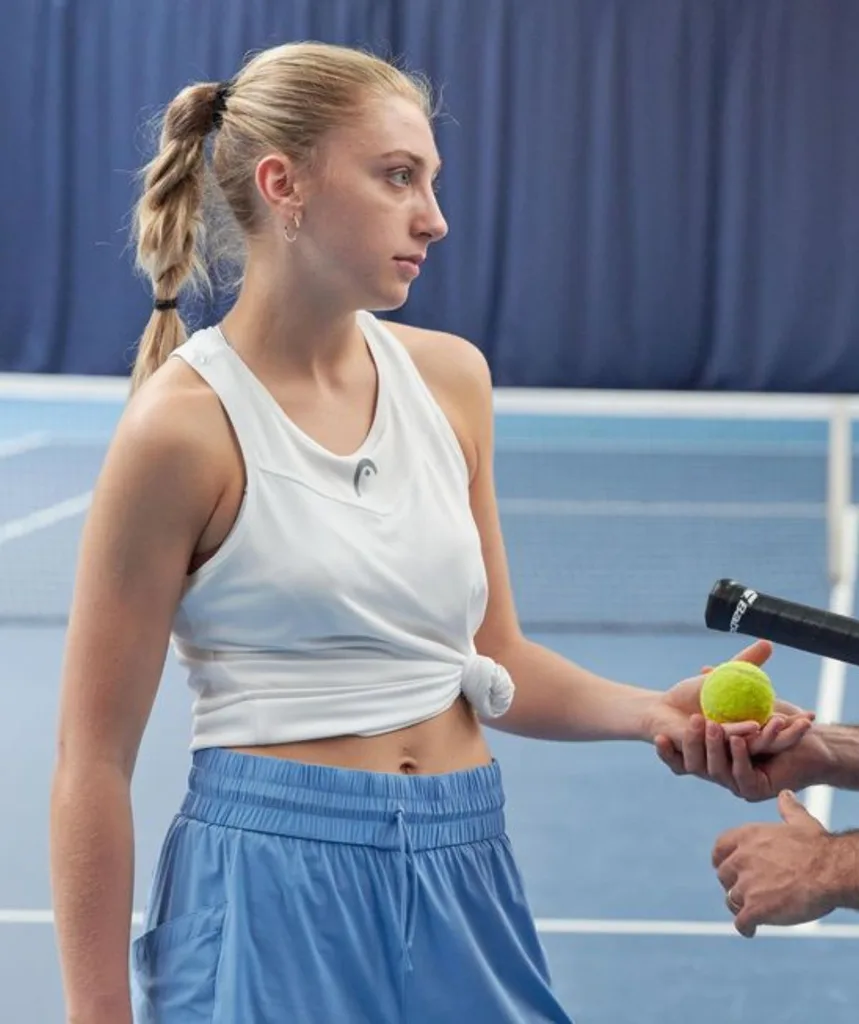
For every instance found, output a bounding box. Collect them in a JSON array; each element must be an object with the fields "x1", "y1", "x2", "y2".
[{"x1": 353, "y1": 458, "x2": 378, "y2": 496}]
